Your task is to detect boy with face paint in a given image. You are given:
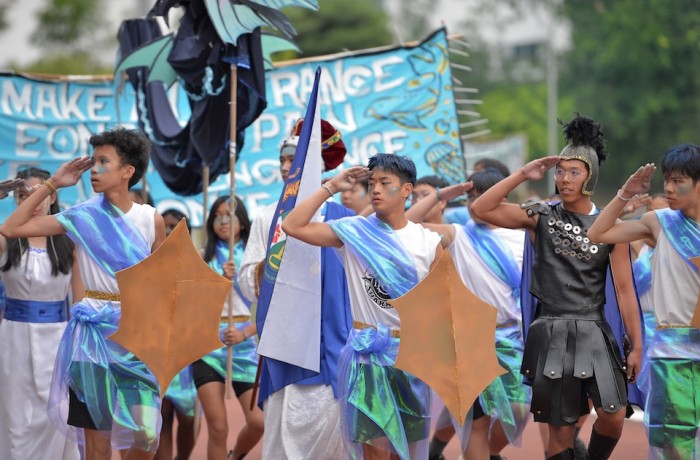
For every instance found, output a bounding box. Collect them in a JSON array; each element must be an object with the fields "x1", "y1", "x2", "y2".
[
  {"x1": 238, "y1": 119, "x2": 354, "y2": 460},
  {"x1": 588, "y1": 144, "x2": 700, "y2": 460},
  {"x1": 0, "y1": 127, "x2": 167, "y2": 460},
  {"x1": 283, "y1": 154, "x2": 443, "y2": 460},
  {"x1": 471, "y1": 115, "x2": 643, "y2": 460}
]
